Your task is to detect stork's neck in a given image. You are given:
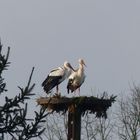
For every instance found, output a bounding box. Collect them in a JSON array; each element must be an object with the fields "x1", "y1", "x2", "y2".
[
  {"x1": 78, "y1": 63, "x2": 84, "y2": 74},
  {"x1": 64, "y1": 65, "x2": 73, "y2": 78},
  {"x1": 64, "y1": 65, "x2": 73, "y2": 73},
  {"x1": 63, "y1": 65, "x2": 69, "y2": 70}
]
